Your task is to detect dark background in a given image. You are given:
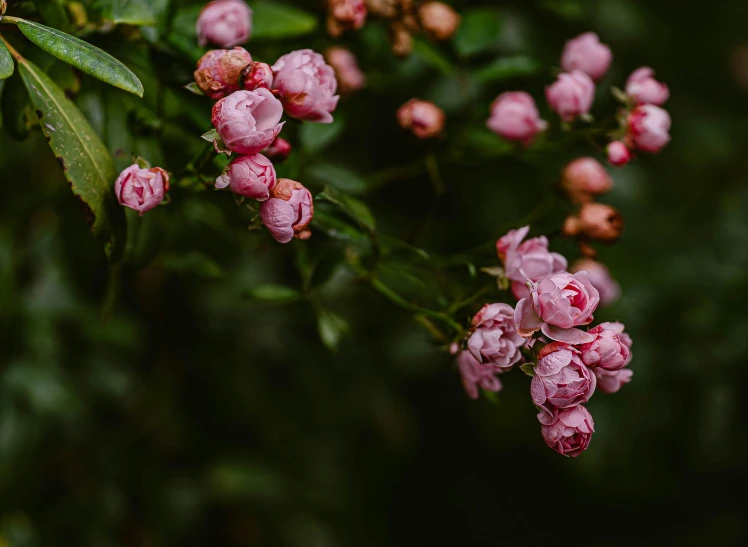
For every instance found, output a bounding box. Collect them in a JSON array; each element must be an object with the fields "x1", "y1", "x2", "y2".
[{"x1": 2, "y1": 0, "x2": 748, "y2": 545}]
